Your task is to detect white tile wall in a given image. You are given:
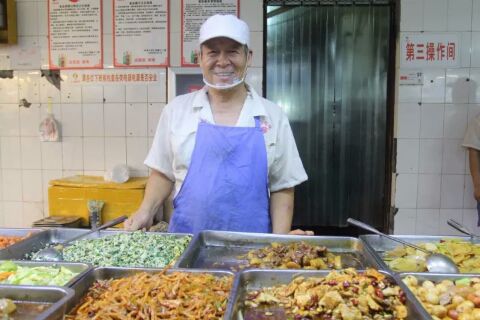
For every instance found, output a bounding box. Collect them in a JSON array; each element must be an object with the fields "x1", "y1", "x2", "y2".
[
  {"x1": 417, "y1": 174, "x2": 442, "y2": 208},
  {"x1": 418, "y1": 139, "x2": 443, "y2": 173},
  {"x1": 394, "y1": 0, "x2": 480, "y2": 234}
]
